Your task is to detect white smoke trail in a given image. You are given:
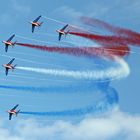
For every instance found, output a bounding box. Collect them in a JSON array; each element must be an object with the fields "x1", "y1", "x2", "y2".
[
  {"x1": 42, "y1": 16, "x2": 66, "y2": 25},
  {"x1": 16, "y1": 57, "x2": 130, "y2": 80},
  {"x1": 35, "y1": 32, "x2": 57, "y2": 38},
  {"x1": 0, "y1": 54, "x2": 66, "y2": 68},
  {"x1": 16, "y1": 34, "x2": 59, "y2": 46},
  {"x1": 16, "y1": 34, "x2": 75, "y2": 49},
  {"x1": 9, "y1": 74, "x2": 82, "y2": 83},
  {"x1": 42, "y1": 16, "x2": 99, "y2": 34},
  {"x1": 0, "y1": 54, "x2": 48, "y2": 66},
  {"x1": 9, "y1": 73, "x2": 121, "y2": 83}
]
